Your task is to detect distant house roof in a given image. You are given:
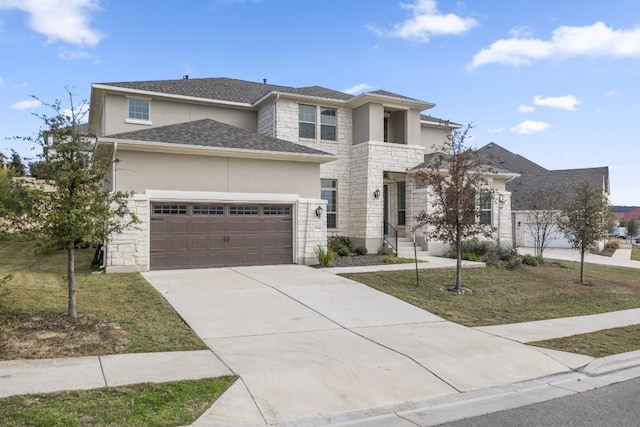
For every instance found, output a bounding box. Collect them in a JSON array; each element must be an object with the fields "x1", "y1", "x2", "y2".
[
  {"x1": 613, "y1": 207, "x2": 640, "y2": 221},
  {"x1": 101, "y1": 118, "x2": 332, "y2": 157},
  {"x1": 477, "y1": 142, "x2": 548, "y2": 175},
  {"x1": 411, "y1": 151, "x2": 517, "y2": 176},
  {"x1": 478, "y1": 143, "x2": 610, "y2": 211}
]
